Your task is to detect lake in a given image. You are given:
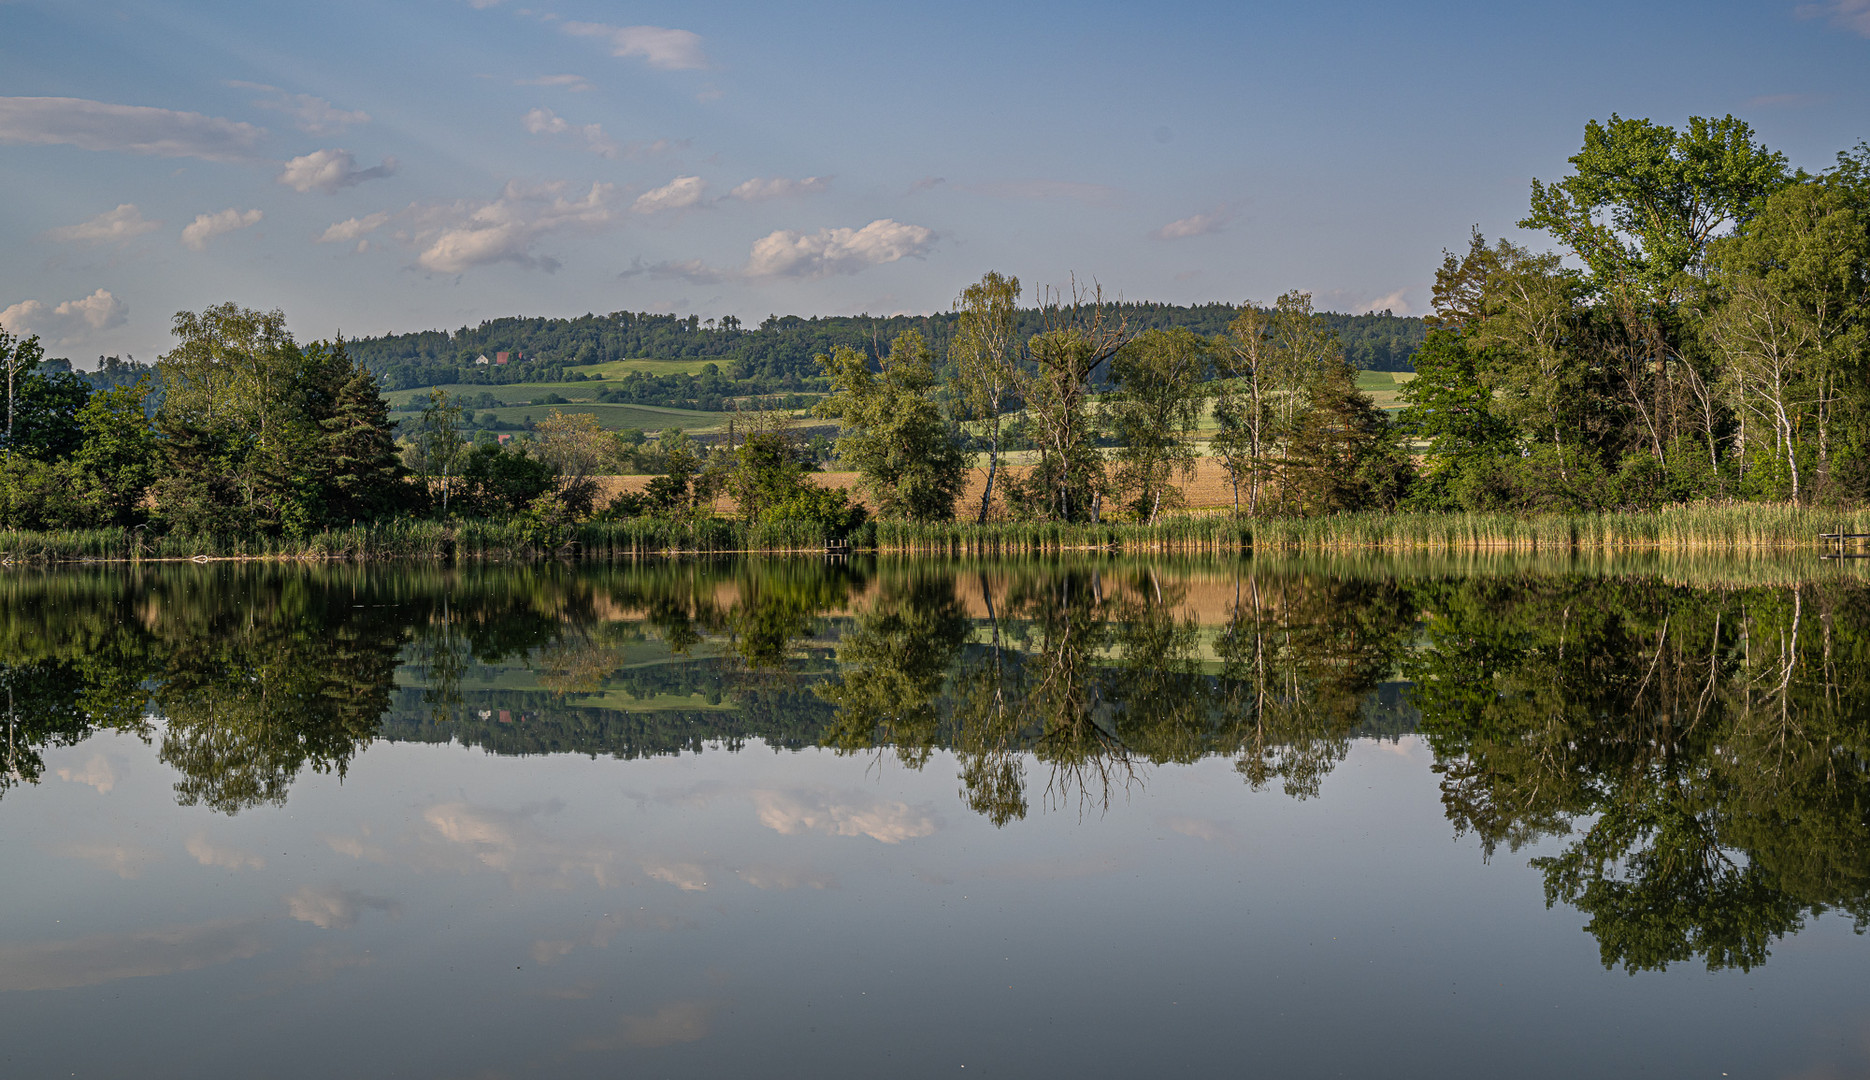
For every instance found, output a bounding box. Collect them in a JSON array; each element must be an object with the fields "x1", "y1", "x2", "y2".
[{"x1": 1, "y1": 555, "x2": 1866, "y2": 1078}]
